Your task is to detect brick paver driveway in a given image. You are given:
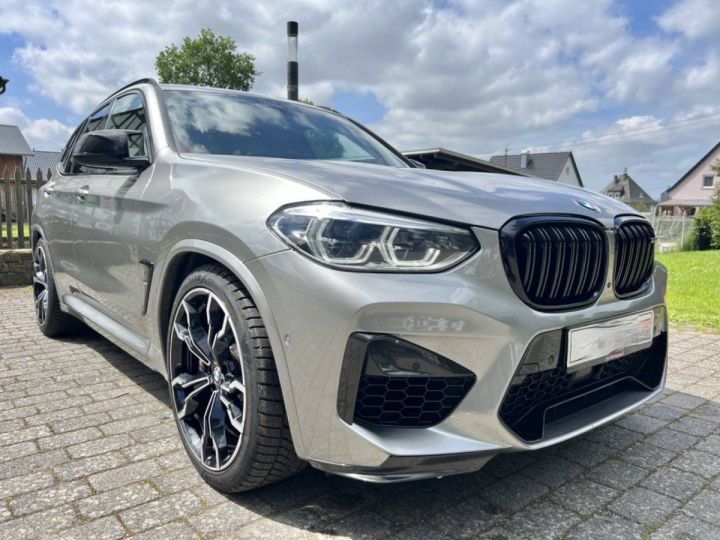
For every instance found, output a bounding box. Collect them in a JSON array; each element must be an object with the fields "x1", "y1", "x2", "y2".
[{"x1": 1, "y1": 286, "x2": 719, "y2": 539}]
